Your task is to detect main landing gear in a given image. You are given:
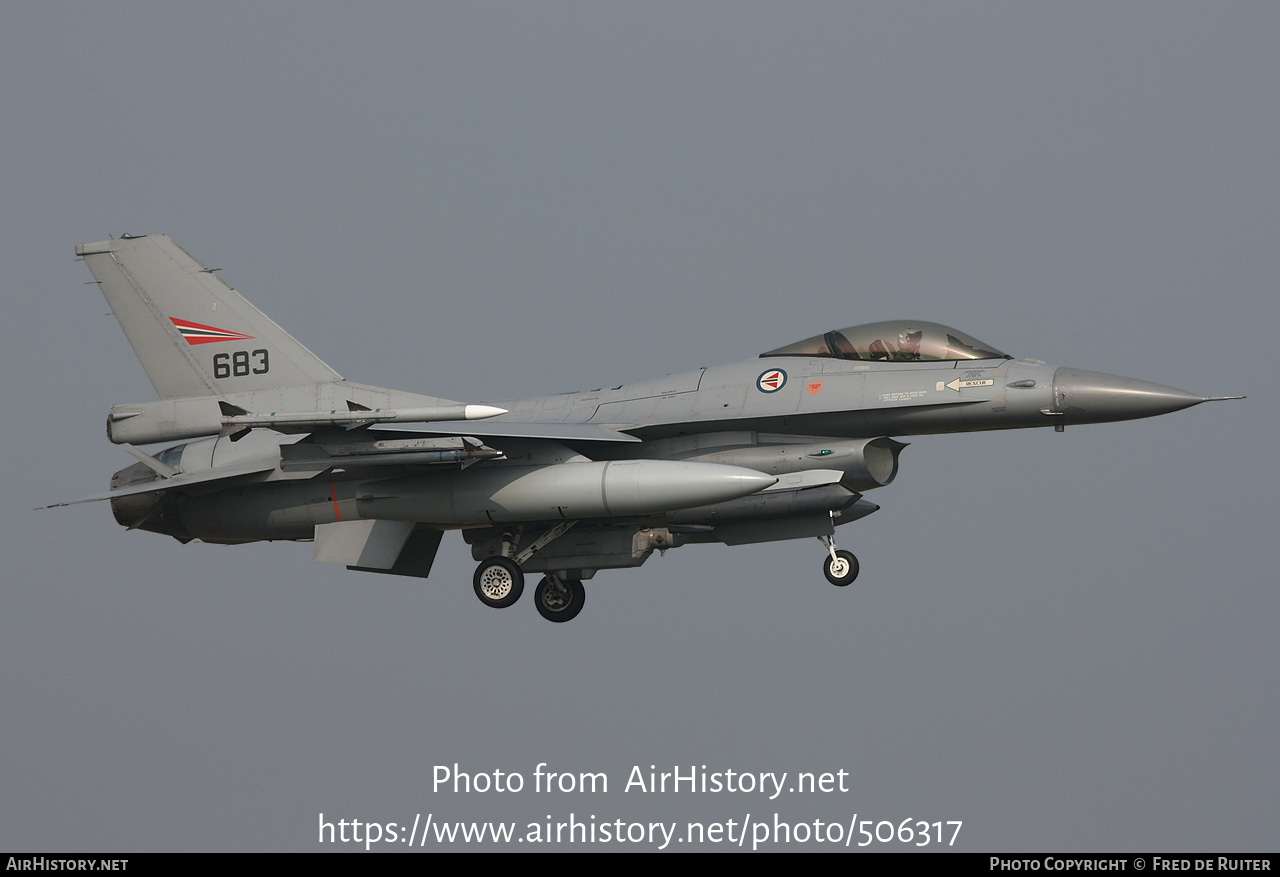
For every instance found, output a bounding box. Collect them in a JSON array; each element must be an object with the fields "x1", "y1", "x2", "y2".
[
  {"x1": 819, "y1": 535, "x2": 859, "y2": 587},
  {"x1": 534, "y1": 576, "x2": 585, "y2": 623},
  {"x1": 473, "y1": 556, "x2": 523, "y2": 608},
  {"x1": 472, "y1": 523, "x2": 586, "y2": 622}
]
